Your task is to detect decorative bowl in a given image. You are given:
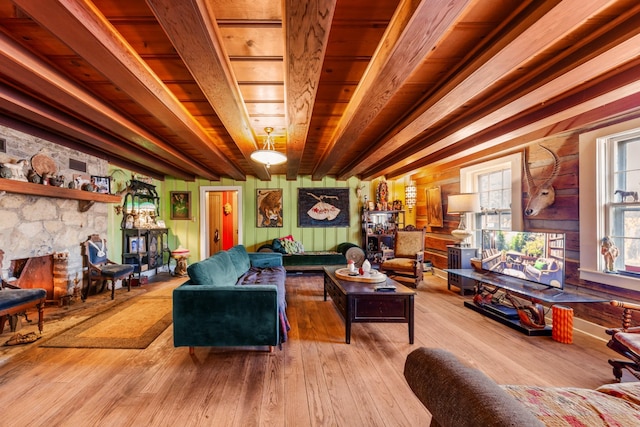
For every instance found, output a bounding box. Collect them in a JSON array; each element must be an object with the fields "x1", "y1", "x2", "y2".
[{"x1": 470, "y1": 258, "x2": 482, "y2": 272}]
